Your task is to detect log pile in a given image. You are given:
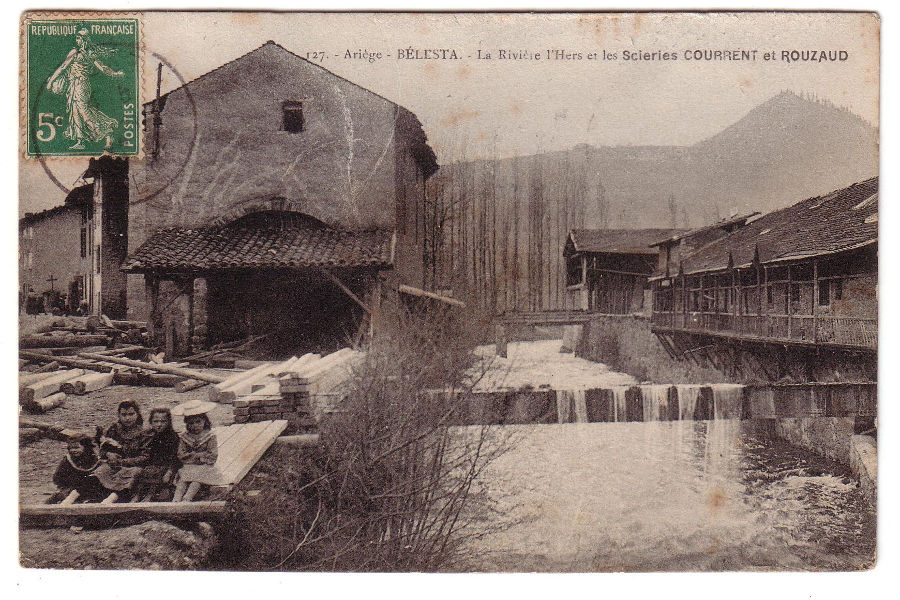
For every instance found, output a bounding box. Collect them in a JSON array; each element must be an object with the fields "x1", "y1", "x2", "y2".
[{"x1": 18, "y1": 347, "x2": 226, "y2": 415}]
